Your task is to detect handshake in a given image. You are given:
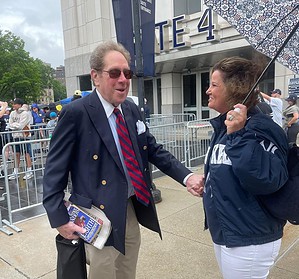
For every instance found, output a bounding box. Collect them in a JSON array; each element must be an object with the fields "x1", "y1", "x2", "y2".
[{"x1": 185, "y1": 173, "x2": 205, "y2": 197}]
